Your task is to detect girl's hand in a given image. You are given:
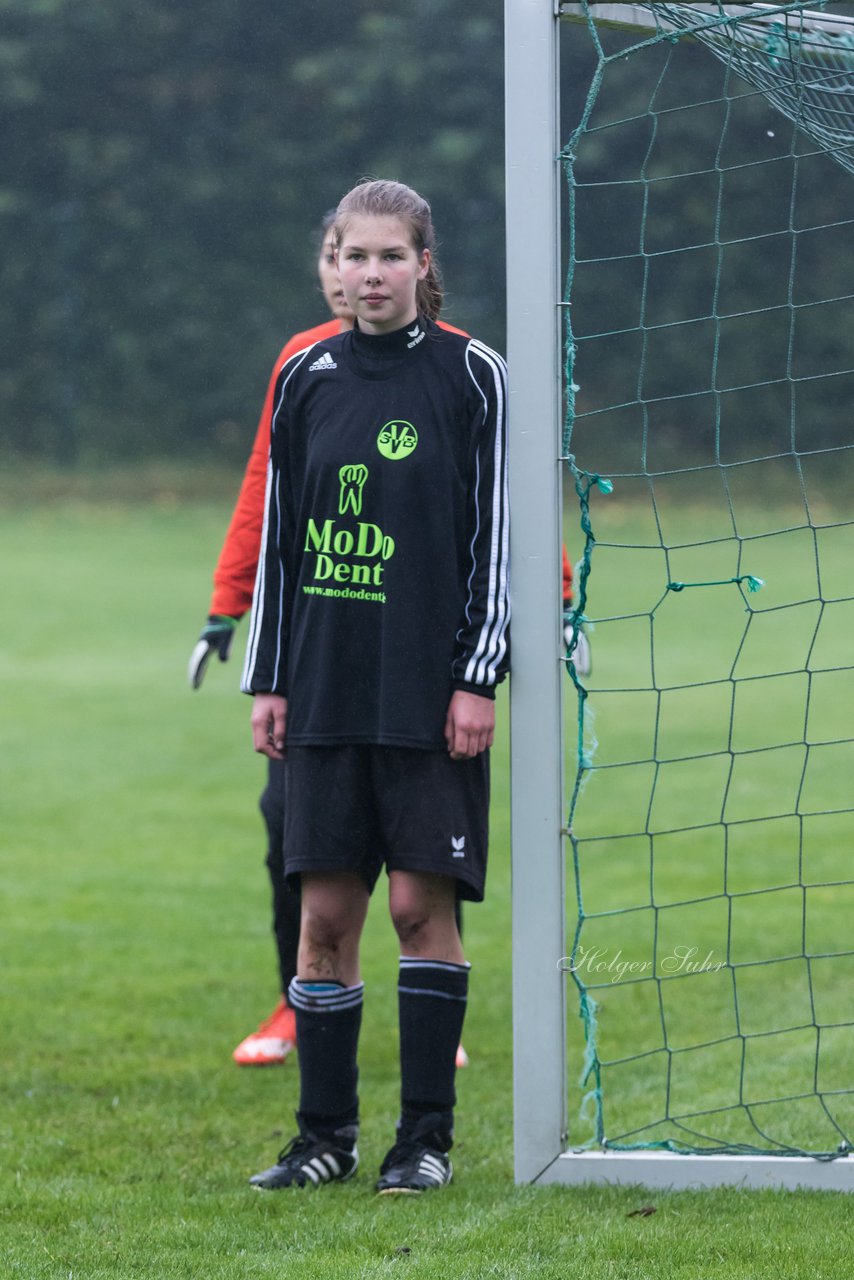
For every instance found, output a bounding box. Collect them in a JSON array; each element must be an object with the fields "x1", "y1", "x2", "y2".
[
  {"x1": 251, "y1": 694, "x2": 288, "y2": 759},
  {"x1": 444, "y1": 690, "x2": 495, "y2": 760}
]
